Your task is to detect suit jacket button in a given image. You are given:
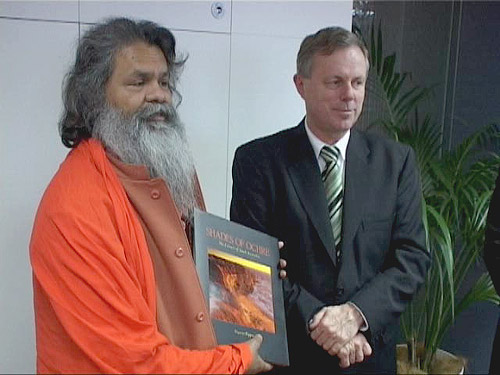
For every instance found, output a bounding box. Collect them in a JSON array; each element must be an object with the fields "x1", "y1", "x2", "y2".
[
  {"x1": 196, "y1": 312, "x2": 205, "y2": 322},
  {"x1": 336, "y1": 288, "x2": 344, "y2": 297},
  {"x1": 151, "y1": 189, "x2": 161, "y2": 199},
  {"x1": 175, "y1": 248, "x2": 184, "y2": 257}
]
